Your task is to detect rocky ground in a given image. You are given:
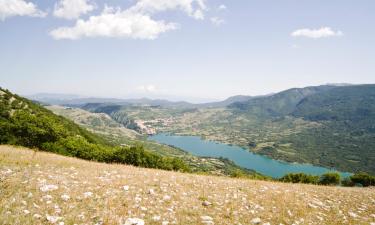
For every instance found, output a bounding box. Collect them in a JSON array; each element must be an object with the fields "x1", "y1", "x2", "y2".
[{"x1": 1, "y1": 145, "x2": 374, "y2": 225}]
